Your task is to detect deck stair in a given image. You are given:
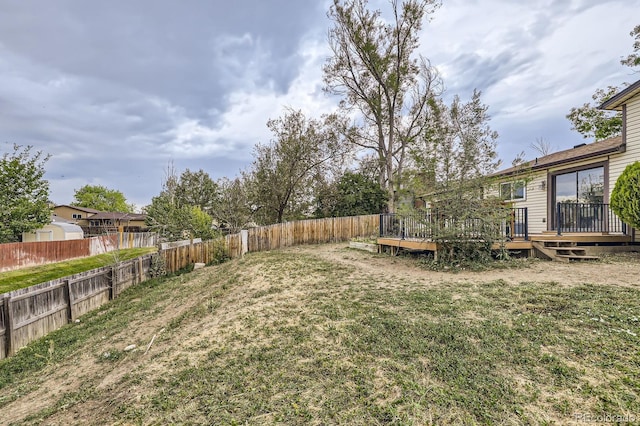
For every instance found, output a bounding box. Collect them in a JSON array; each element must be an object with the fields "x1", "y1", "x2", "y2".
[{"x1": 532, "y1": 240, "x2": 600, "y2": 262}]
